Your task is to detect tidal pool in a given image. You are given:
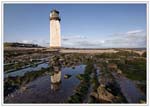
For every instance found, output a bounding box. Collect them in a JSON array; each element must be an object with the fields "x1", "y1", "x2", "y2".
[
  {"x1": 111, "y1": 72, "x2": 146, "y2": 103},
  {"x1": 4, "y1": 62, "x2": 49, "y2": 78},
  {"x1": 5, "y1": 65, "x2": 86, "y2": 103}
]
